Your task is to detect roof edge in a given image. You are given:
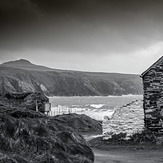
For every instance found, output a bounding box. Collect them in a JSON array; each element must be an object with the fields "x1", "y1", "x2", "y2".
[{"x1": 141, "y1": 56, "x2": 163, "y2": 78}]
